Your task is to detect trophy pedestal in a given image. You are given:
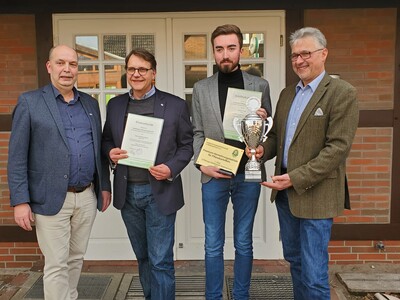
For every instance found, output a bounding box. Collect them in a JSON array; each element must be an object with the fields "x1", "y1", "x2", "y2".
[{"x1": 245, "y1": 170, "x2": 262, "y2": 182}]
